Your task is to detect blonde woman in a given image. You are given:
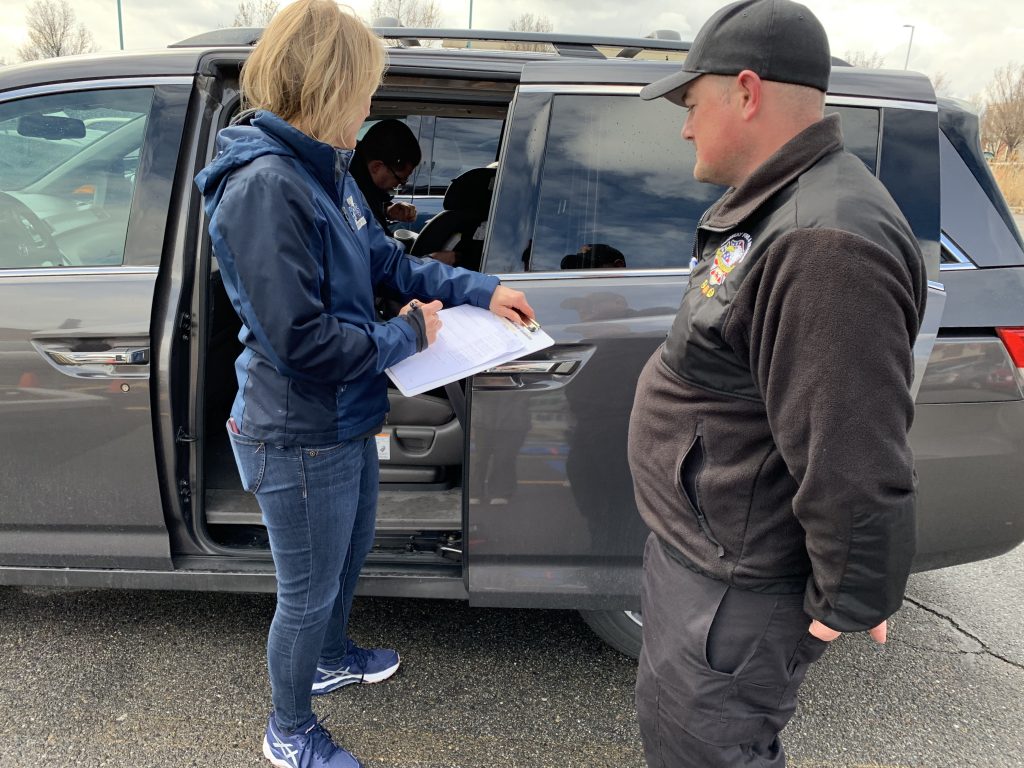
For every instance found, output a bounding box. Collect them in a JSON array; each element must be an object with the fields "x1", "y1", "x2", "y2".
[{"x1": 195, "y1": 2, "x2": 533, "y2": 765}]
